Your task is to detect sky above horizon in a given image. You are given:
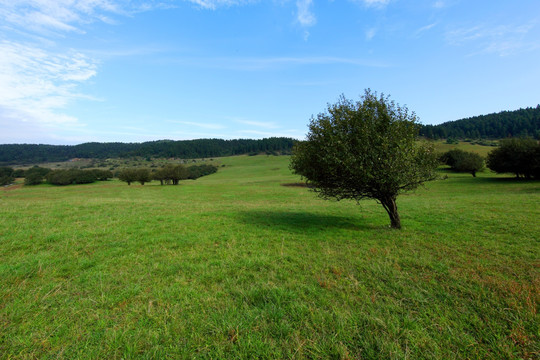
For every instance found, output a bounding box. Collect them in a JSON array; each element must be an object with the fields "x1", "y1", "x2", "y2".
[{"x1": 1, "y1": 0, "x2": 539, "y2": 145}]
